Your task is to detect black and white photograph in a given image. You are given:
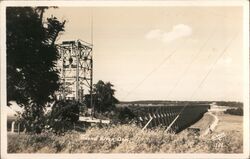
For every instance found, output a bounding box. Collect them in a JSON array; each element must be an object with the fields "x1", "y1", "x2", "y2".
[{"x1": 0, "y1": 1, "x2": 249, "y2": 159}]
